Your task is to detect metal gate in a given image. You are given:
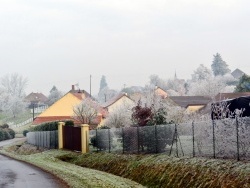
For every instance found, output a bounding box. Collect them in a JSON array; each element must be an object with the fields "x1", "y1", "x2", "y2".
[{"x1": 63, "y1": 126, "x2": 81, "y2": 151}]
